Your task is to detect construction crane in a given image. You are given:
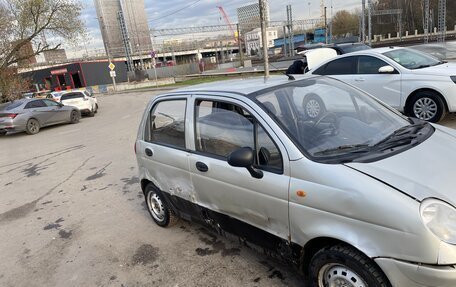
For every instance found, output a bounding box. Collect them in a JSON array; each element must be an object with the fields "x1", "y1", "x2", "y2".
[{"x1": 217, "y1": 6, "x2": 238, "y2": 43}]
